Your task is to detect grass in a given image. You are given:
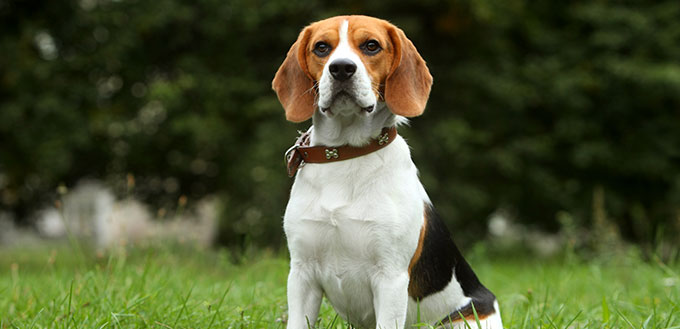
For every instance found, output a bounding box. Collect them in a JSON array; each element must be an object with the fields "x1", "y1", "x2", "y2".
[{"x1": 1, "y1": 242, "x2": 679, "y2": 328}]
